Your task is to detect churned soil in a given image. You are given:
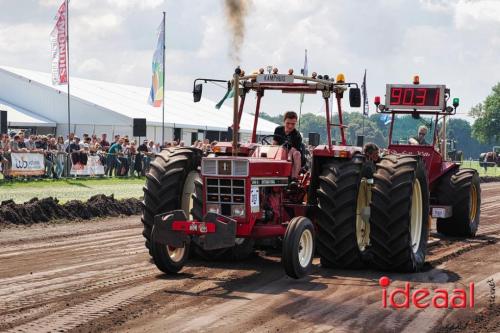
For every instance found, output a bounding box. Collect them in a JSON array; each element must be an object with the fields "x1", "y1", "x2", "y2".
[{"x1": 0, "y1": 194, "x2": 142, "y2": 225}]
